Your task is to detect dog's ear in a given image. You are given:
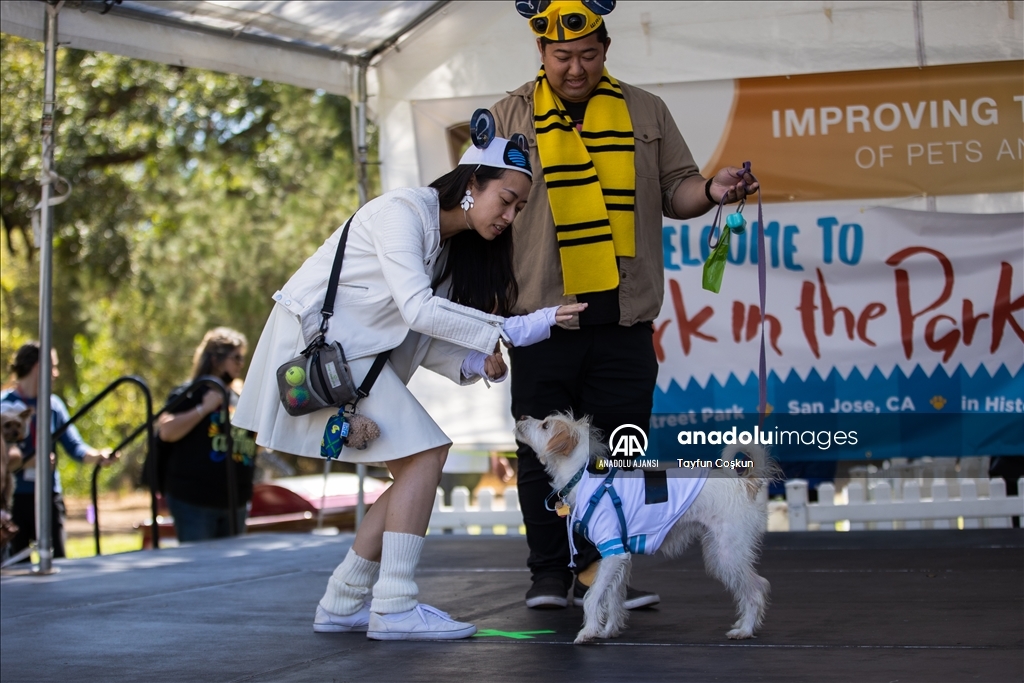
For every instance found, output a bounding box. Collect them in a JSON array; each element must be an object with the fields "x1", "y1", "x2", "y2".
[
  {"x1": 548, "y1": 420, "x2": 580, "y2": 458},
  {"x1": 19, "y1": 407, "x2": 33, "y2": 421}
]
